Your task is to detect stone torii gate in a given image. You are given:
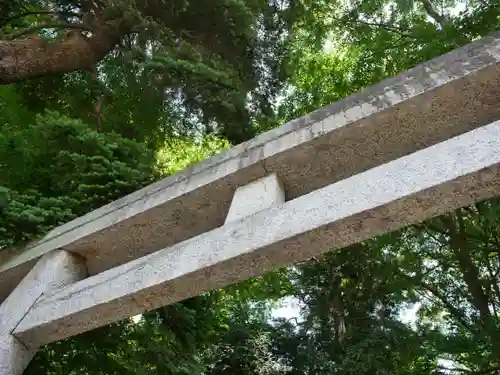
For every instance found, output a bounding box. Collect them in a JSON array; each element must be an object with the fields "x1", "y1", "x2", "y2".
[{"x1": 1, "y1": 32, "x2": 500, "y2": 375}]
